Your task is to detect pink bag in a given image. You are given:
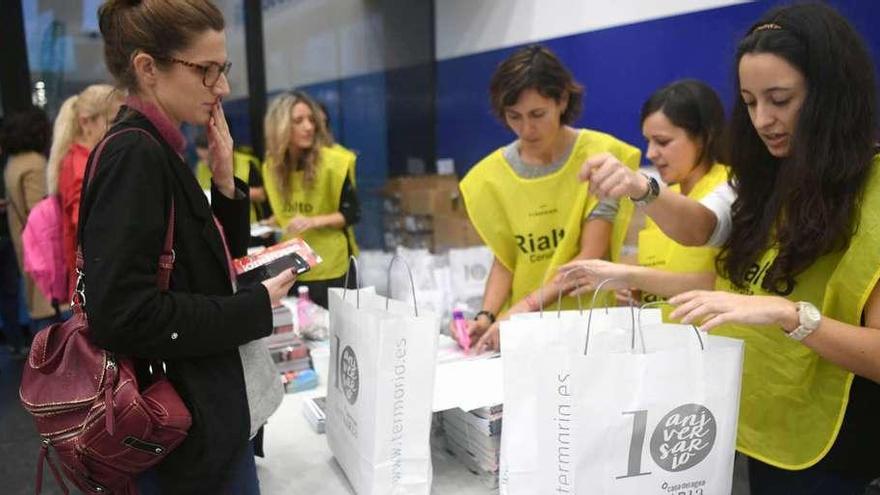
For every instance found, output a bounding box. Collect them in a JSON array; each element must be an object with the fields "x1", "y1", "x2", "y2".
[{"x1": 22, "y1": 195, "x2": 68, "y2": 304}]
